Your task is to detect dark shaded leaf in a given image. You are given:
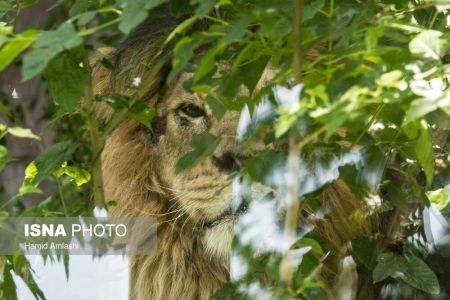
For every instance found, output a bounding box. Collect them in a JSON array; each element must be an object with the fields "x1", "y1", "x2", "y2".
[
  {"x1": 373, "y1": 252, "x2": 440, "y2": 294},
  {"x1": 351, "y1": 236, "x2": 378, "y2": 270},
  {"x1": 176, "y1": 132, "x2": 221, "y2": 173},
  {"x1": 43, "y1": 52, "x2": 89, "y2": 112}
]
